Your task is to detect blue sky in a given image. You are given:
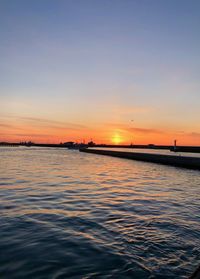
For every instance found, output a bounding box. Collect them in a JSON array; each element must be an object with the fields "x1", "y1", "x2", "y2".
[{"x1": 0, "y1": 0, "x2": 200, "y2": 144}]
